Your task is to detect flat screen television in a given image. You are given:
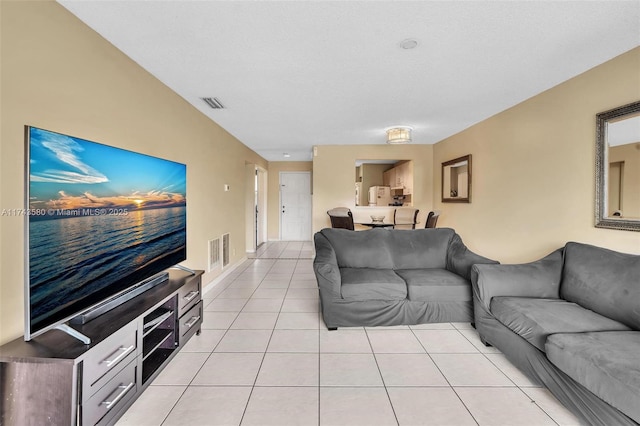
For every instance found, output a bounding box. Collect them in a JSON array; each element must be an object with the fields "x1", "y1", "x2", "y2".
[{"x1": 25, "y1": 126, "x2": 187, "y2": 341}]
